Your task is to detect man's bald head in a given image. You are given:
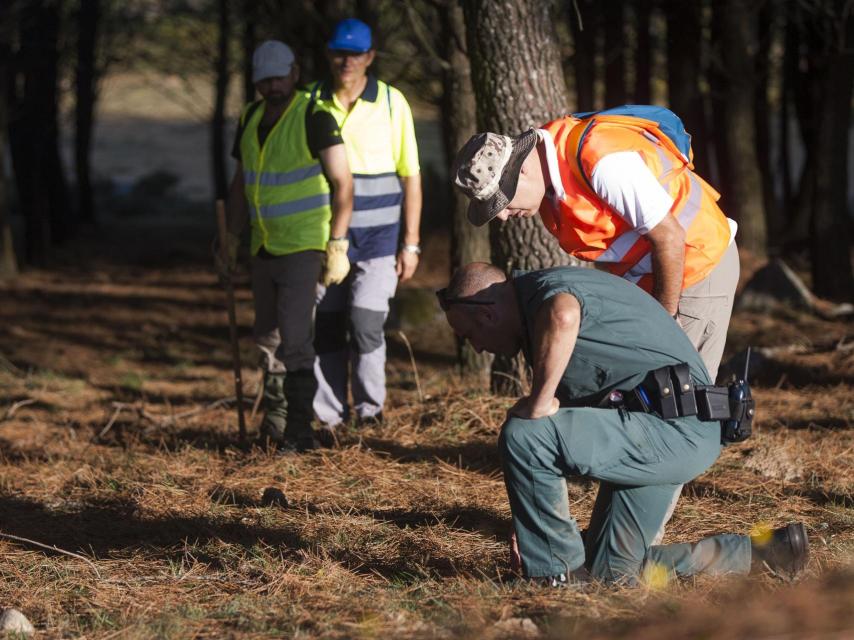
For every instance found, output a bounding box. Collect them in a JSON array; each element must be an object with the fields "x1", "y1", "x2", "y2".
[
  {"x1": 440, "y1": 263, "x2": 522, "y2": 357},
  {"x1": 446, "y1": 262, "x2": 507, "y2": 300}
]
